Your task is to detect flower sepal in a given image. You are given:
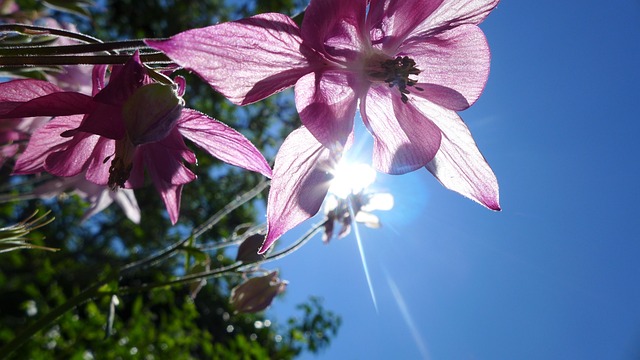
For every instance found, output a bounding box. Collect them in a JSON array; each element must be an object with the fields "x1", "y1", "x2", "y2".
[{"x1": 122, "y1": 83, "x2": 184, "y2": 146}]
